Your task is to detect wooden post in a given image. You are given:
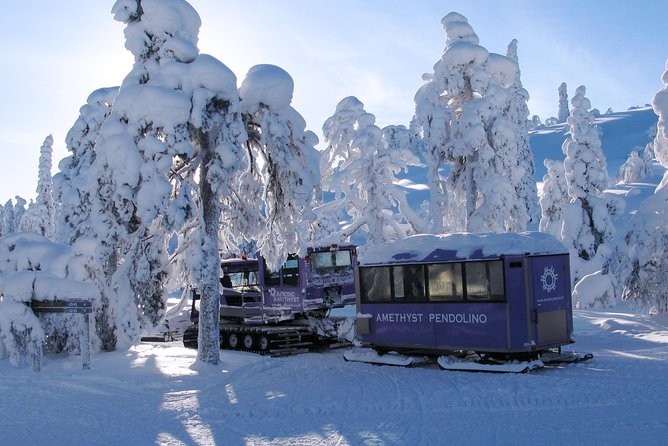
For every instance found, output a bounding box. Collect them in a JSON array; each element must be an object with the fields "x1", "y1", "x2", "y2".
[
  {"x1": 32, "y1": 339, "x2": 43, "y2": 372},
  {"x1": 0, "y1": 332, "x2": 6, "y2": 360},
  {"x1": 81, "y1": 313, "x2": 91, "y2": 370}
]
